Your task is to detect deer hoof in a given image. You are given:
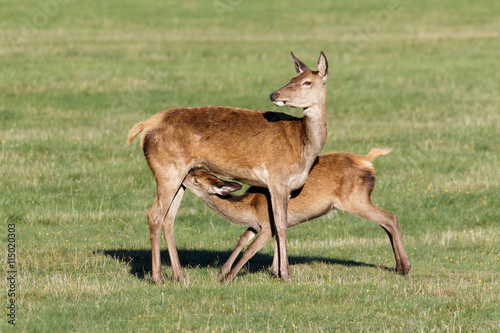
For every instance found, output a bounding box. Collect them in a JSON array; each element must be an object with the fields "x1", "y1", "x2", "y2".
[
  {"x1": 172, "y1": 273, "x2": 186, "y2": 282},
  {"x1": 152, "y1": 275, "x2": 164, "y2": 284},
  {"x1": 279, "y1": 272, "x2": 292, "y2": 281},
  {"x1": 219, "y1": 274, "x2": 235, "y2": 283},
  {"x1": 396, "y1": 263, "x2": 411, "y2": 275}
]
